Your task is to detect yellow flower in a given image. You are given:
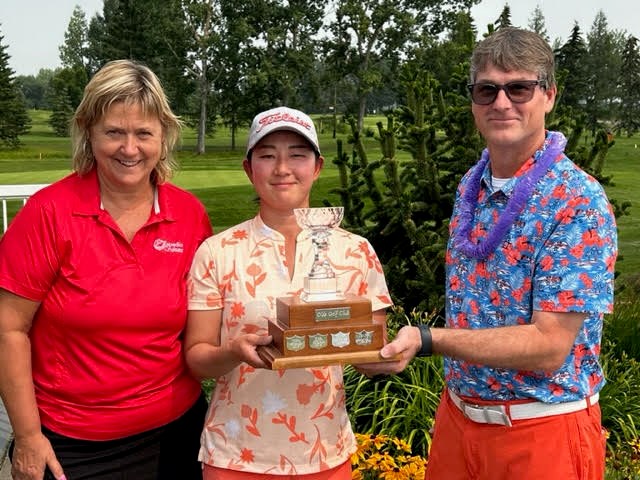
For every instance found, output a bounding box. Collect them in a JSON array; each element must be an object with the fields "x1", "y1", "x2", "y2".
[
  {"x1": 352, "y1": 432, "x2": 428, "y2": 480},
  {"x1": 391, "y1": 436, "x2": 412, "y2": 453},
  {"x1": 628, "y1": 438, "x2": 640, "y2": 456}
]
